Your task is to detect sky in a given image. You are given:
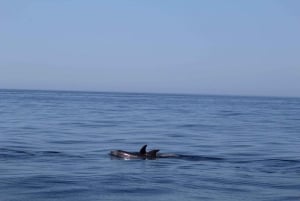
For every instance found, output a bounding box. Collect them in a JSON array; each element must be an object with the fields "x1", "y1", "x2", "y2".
[{"x1": 0, "y1": 0, "x2": 300, "y2": 97}]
